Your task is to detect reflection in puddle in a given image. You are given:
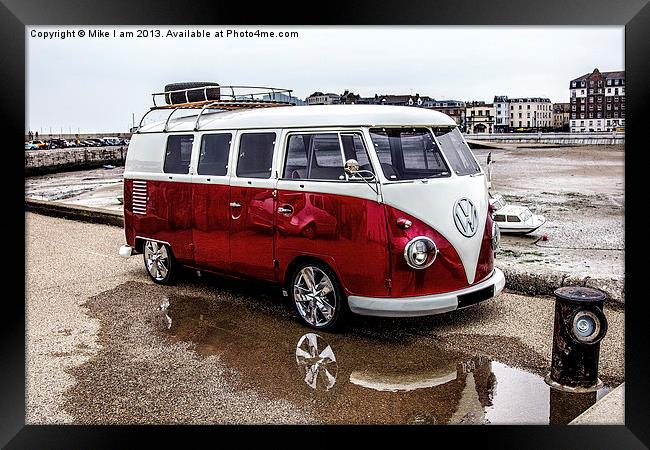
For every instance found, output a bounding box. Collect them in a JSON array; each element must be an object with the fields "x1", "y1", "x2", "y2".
[
  {"x1": 295, "y1": 333, "x2": 338, "y2": 391},
  {"x1": 160, "y1": 293, "x2": 613, "y2": 424}
]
